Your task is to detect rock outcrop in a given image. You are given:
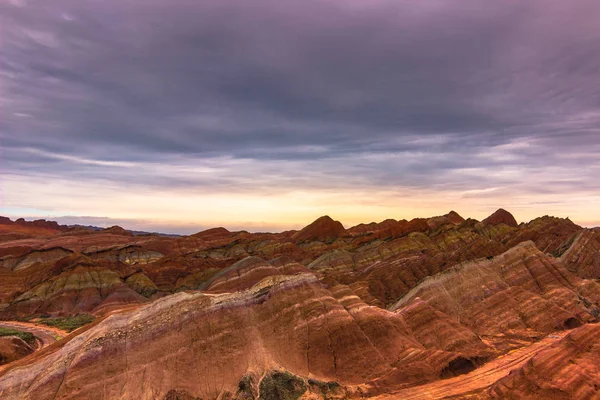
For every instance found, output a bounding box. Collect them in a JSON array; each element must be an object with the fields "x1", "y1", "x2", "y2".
[
  {"x1": 0, "y1": 247, "x2": 73, "y2": 271},
  {"x1": 2, "y1": 264, "x2": 147, "y2": 317},
  {"x1": 0, "y1": 273, "x2": 477, "y2": 399},
  {"x1": 390, "y1": 241, "x2": 600, "y2": 338},
  {"x1": 488, "y1": 323, "x2": 600, "y2": 399},
  {"x1": 482, "y1": 208, "x2": 518, "y2": 228},
  {"x1": 506, "y1": 215, "x2": 580, "y2": 255},
  {"x1": 0, "y1": 336, "x2": 34, "y2": 365},
  {"x1": 558, "y1": 229, "x2": 600, "y2": 279},
  {"x1": 427, "y1": 211, "x2": 466, "y2": 230},
  {"x1": 199, "y1": 256, "x2": 308, "y2": 292},
  {"x1": 0, "y1": 217, "x2": 69, "y2": 234},
  {"x1": 347, "y1": 218, "x2": 429, "y2": 242},
  {"x1": 292, "y1": 216, "x2": 346, "y2": 243},
  {"x1": 0, "y1": 211, "x2": 598, "y2": 399},
  {"x1": 85, "y1": 245, "x2": 164, "y2": 265}
]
